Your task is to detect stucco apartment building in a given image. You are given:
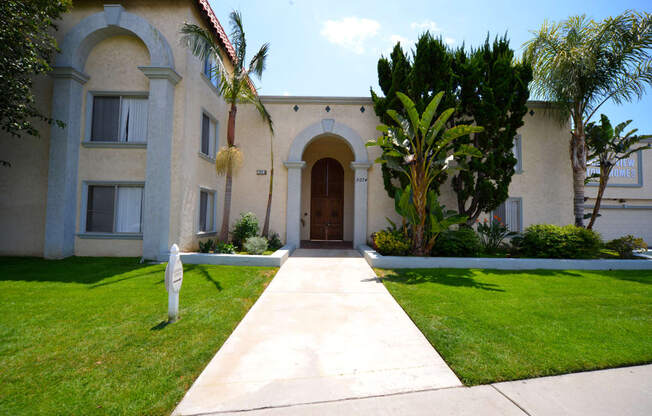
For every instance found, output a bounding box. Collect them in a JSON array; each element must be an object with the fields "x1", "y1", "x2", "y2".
[{"x1": 0, "y1": 0, "x2": 650, "y2": 260}]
